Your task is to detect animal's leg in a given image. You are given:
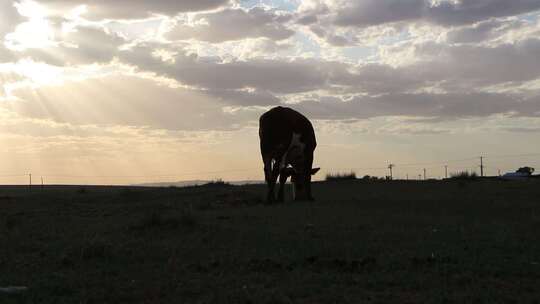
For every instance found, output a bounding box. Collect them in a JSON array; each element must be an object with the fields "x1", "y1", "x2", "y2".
[
  {"x1": 305, "y1": 153, "x2": 315, "y2": 201},
  {"x1": 304, "y1": 180, "x2": 314, "y2": 201},
  {"x1": 263, "y1": 157, "x2": 274, "y2": 203},
  {"x1": 265, "y1": 159, "x2": 280, "y2": 203},
  {"x1": 263, "y1": 156, "x2": 272, "y2": 184},
  {"x1": 277, "y1": 168, "x2": 289, "y2": 202}
]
